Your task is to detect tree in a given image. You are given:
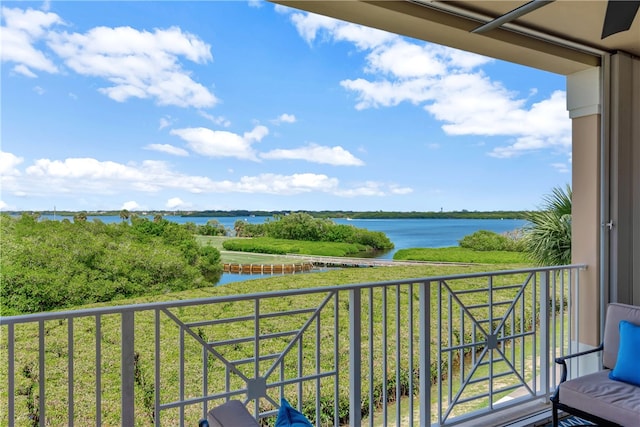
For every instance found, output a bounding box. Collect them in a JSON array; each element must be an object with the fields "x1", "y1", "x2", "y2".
[
  {"x1": 119, "y1": 209, "x2": 130, "y2": 222},
  {"x1": 233, "y1": 219, "x2": 244, "y2": 236},
  {"x1": 523, "y1": 184, "x2": 572, "y2": 266},
  {"x1": 197, "y1": 219, "x2": 227, "y2": 236},
  {"x1": 74, "y1": 211, "x2": 88, "y2": 222}
]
